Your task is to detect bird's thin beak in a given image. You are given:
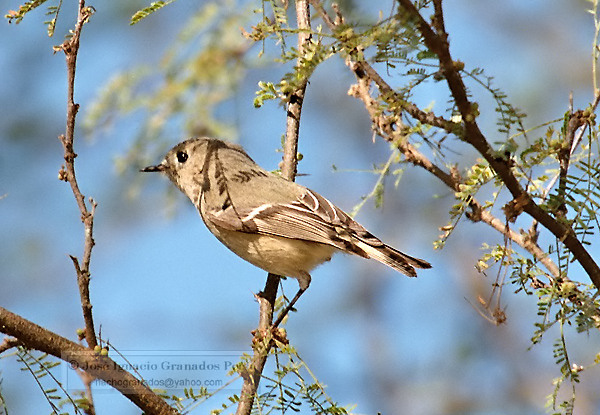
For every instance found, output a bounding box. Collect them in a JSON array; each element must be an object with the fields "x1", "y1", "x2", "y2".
[{"x1": 140, "y1": 163, "x2": 166, "y2": 173}]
